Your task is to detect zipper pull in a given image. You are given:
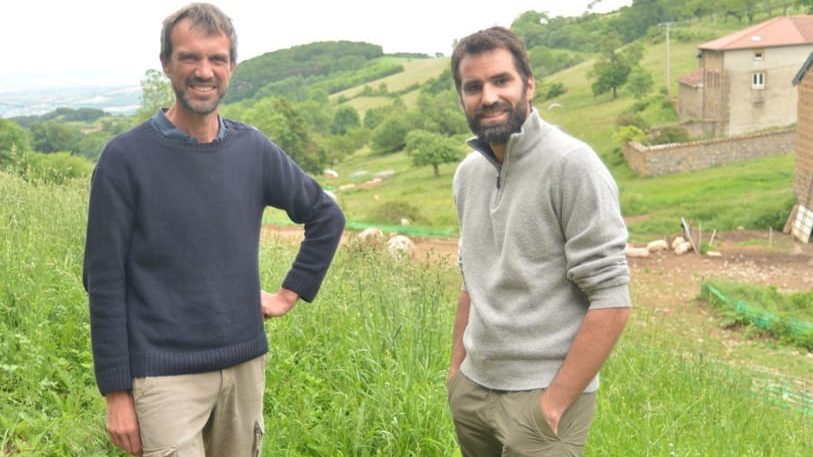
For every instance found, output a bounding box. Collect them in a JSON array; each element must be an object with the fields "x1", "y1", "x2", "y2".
[{"x1": 496, "y1": 175, "x2": 501, "y2": 189}]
